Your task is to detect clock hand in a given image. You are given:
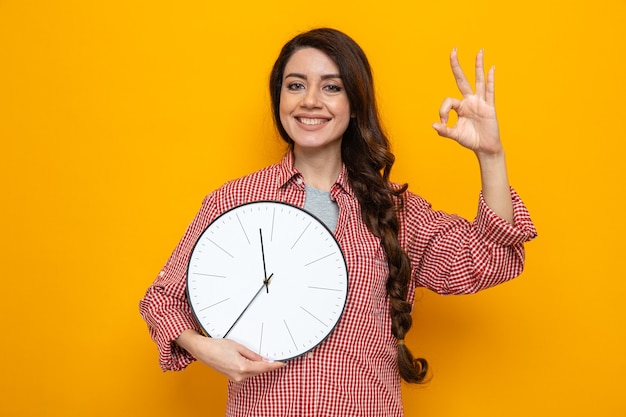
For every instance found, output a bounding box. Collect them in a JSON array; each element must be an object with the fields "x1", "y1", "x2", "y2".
[
  {"x1": 224, "y1": 229, "x2": 275, "y2": 338},
  {"x1": 260, "y1": 228, "x2": 270, "y2": 293},
  {"x1": 223, "y1": 273, "x2": 273, "y2": 338}
]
